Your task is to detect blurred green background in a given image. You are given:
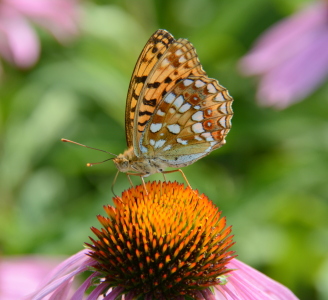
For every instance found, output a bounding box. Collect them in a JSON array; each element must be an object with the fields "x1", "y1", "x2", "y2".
[{"x1": 1, "y1": 0, "x2": 327, "y2": 299}]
